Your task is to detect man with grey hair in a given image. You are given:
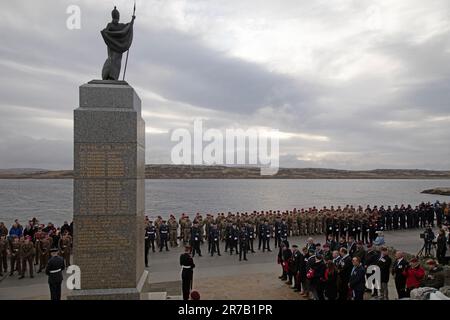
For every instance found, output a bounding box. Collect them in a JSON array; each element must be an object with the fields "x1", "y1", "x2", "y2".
[{"x1": 392, "y1": 251, "x2": 408, "y2": 299}]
